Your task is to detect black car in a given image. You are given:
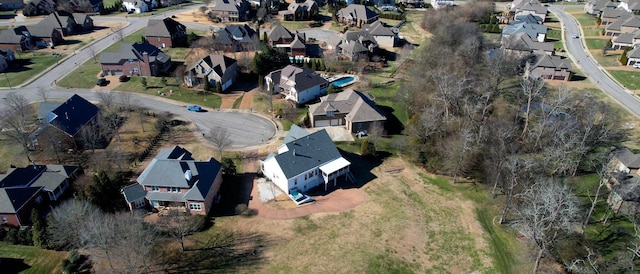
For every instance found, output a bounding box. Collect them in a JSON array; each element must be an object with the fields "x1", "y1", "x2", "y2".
[{"x1": 96, "y1": 78, "x2": 109, "y2": 86}]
